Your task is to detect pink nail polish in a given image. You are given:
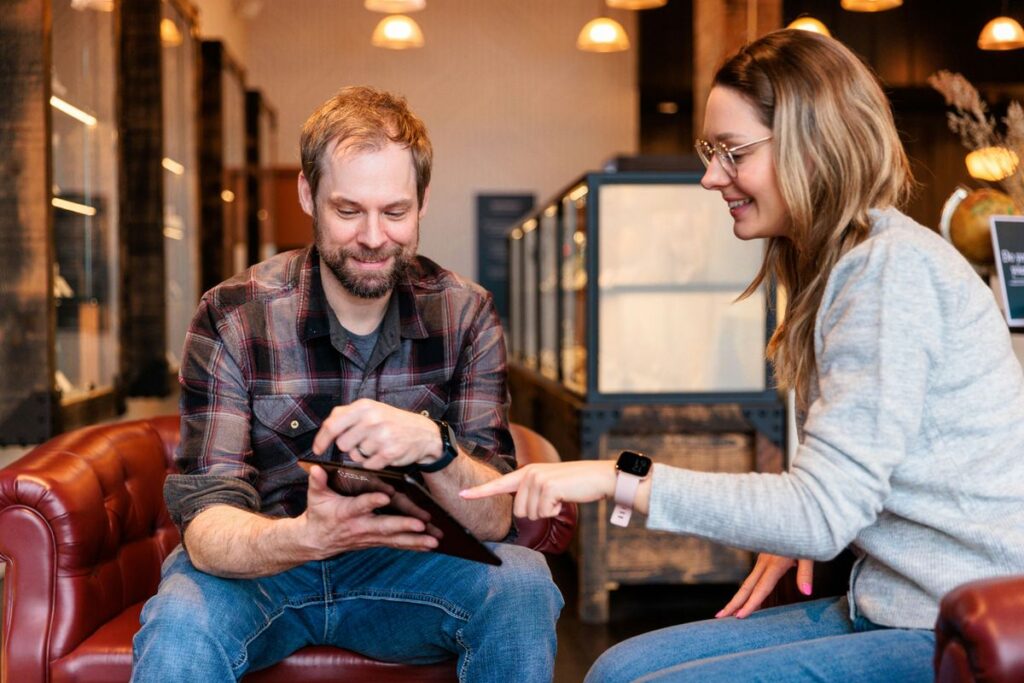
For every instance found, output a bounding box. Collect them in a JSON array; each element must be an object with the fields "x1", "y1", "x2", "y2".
[
  {"x1": 714, "y1": 610, "x2": 724, "y2": 618},
  {"x1": 799, "y1": 582, "x2": 812, "y2": 596}
]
